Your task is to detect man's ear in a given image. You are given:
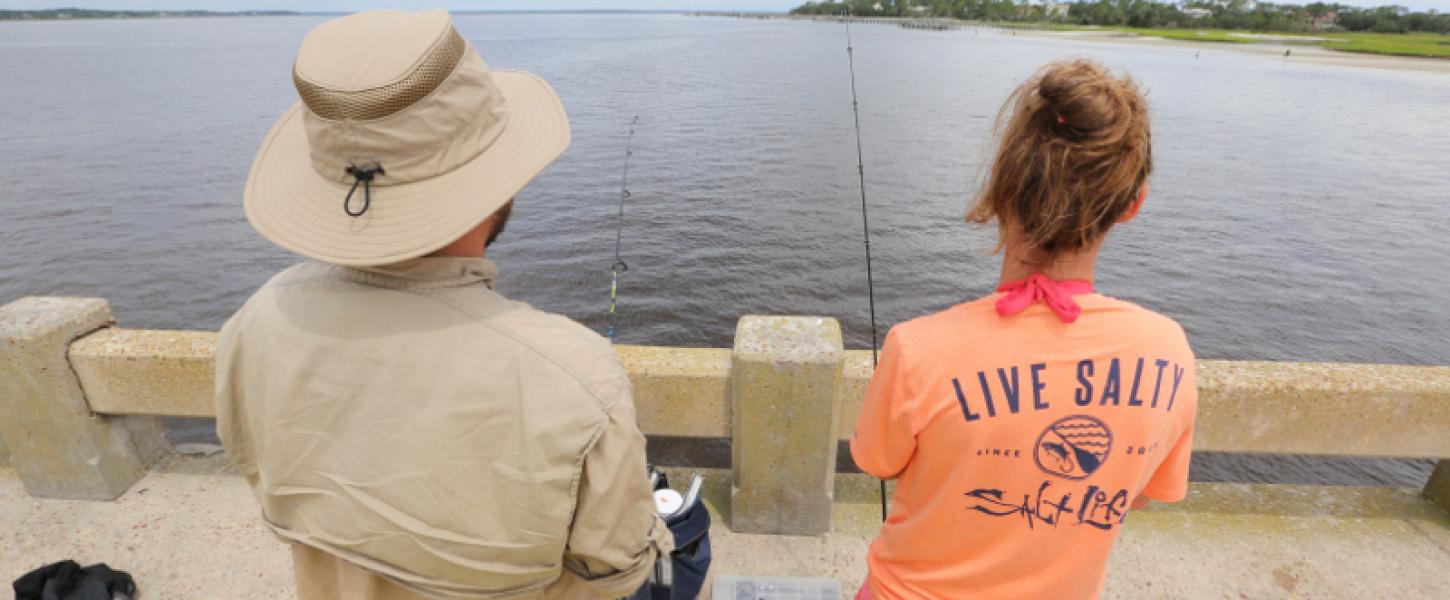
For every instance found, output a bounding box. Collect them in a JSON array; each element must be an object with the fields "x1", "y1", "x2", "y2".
[{"x1": 1117, "y1": 183, "x2": 1149, "y2": 224}]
